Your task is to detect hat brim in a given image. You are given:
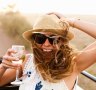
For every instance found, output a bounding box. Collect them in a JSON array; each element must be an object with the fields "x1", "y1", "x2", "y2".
[{"x1": 23, "y1": 29, "x2": 74, "y2": 42}]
